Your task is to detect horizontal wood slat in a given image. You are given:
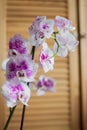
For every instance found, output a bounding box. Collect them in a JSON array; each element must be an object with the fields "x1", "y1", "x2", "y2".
[
  {"x1": 7, "y1": 6, "x2": 67, "y2": 10},
  {"x1": 9, "y1": 127, "x2": 70, "y2": 130},
  {"x1": 9, "y1": 120, "x2": 70, "y2": 125},
  {"x1": 7, "y1": 0, "x2": 67, "y2": 2}
]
